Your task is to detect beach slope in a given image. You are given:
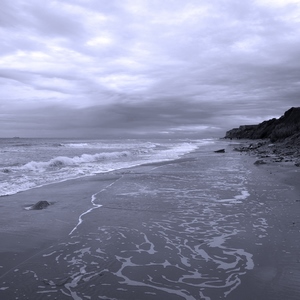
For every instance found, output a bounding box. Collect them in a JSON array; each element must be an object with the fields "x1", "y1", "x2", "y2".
[{"x1": 1, "y1": 145, "x2": 300, "y2": 299}]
